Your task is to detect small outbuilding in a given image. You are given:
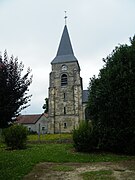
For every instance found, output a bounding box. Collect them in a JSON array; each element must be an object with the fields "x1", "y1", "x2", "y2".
[{"x1": 16, "y1": 113, "x2": 48, "y2": 134}]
